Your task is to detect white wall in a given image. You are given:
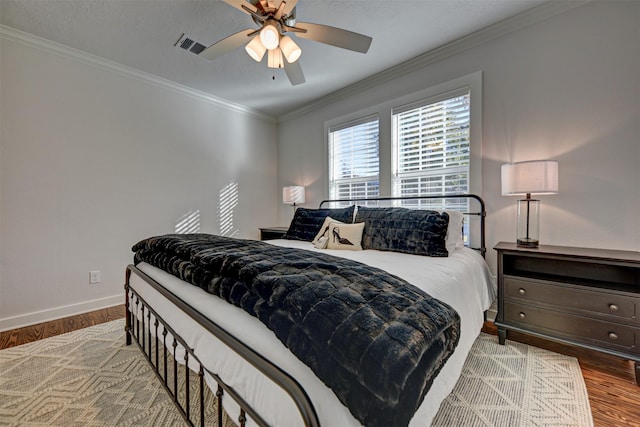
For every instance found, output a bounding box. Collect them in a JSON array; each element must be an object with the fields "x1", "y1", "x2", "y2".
[
  {"x1": 2, "y1": 1, "x2": 638, "y2": 329},
  {"x1": 278, "y1": 1, "x2": 640, "y2": 272},
  {"x1": 0, "y1": 35, "x2": 279, "y2": 329}
]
